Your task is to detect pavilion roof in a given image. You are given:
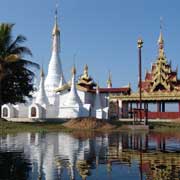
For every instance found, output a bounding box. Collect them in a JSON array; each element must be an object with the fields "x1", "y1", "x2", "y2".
[{"x1": 110, "y1": 91, "x2": 180, "y2": 101}]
